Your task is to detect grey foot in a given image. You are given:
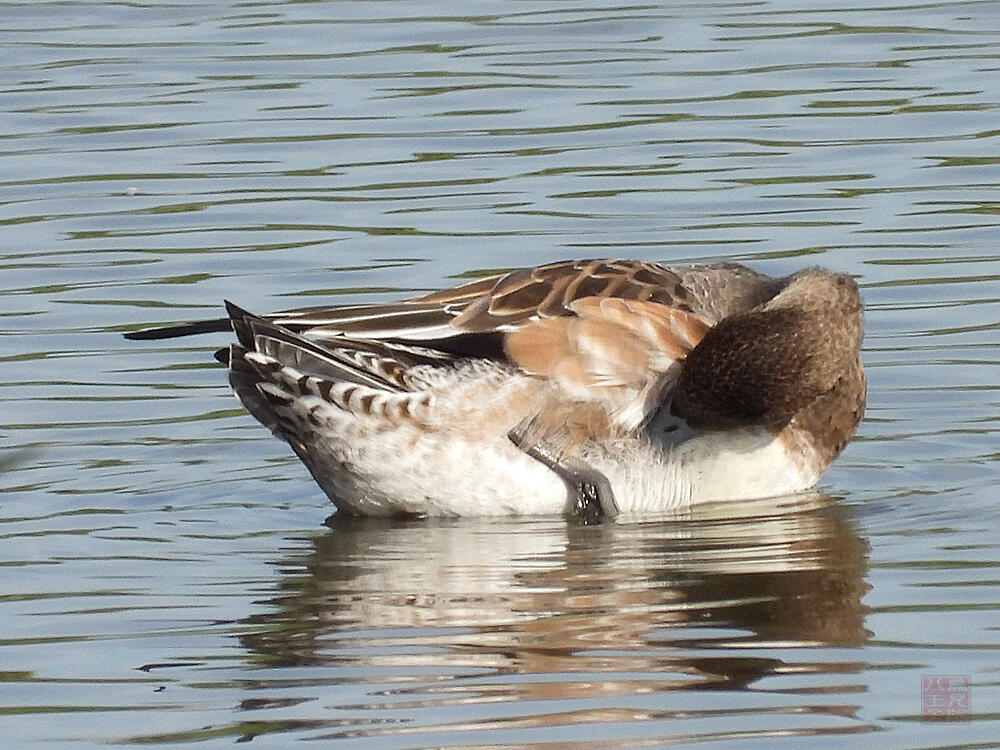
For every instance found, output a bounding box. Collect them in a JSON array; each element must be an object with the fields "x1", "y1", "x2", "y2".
[
  {"x1": 510, "y1": 434, "x2": 618, "y2": 521},
  {"x1": 562, "y1": 475, "x2": 611, "y2": 524}
]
